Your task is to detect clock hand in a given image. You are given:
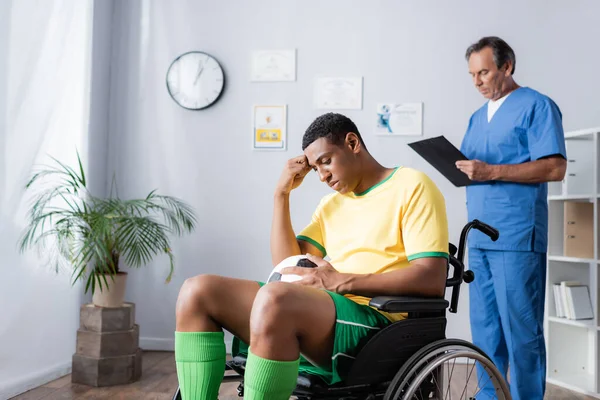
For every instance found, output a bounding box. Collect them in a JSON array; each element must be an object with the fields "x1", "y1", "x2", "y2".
[{"x1": 193, "y1": 63, "x2": 205, "y2": 85}]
